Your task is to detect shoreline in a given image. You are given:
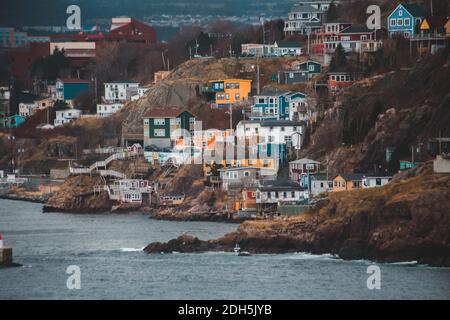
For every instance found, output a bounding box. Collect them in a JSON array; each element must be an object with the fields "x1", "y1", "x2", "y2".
[{"x1": 0, "y1": 194, "x2": 48, "y2": 204}]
